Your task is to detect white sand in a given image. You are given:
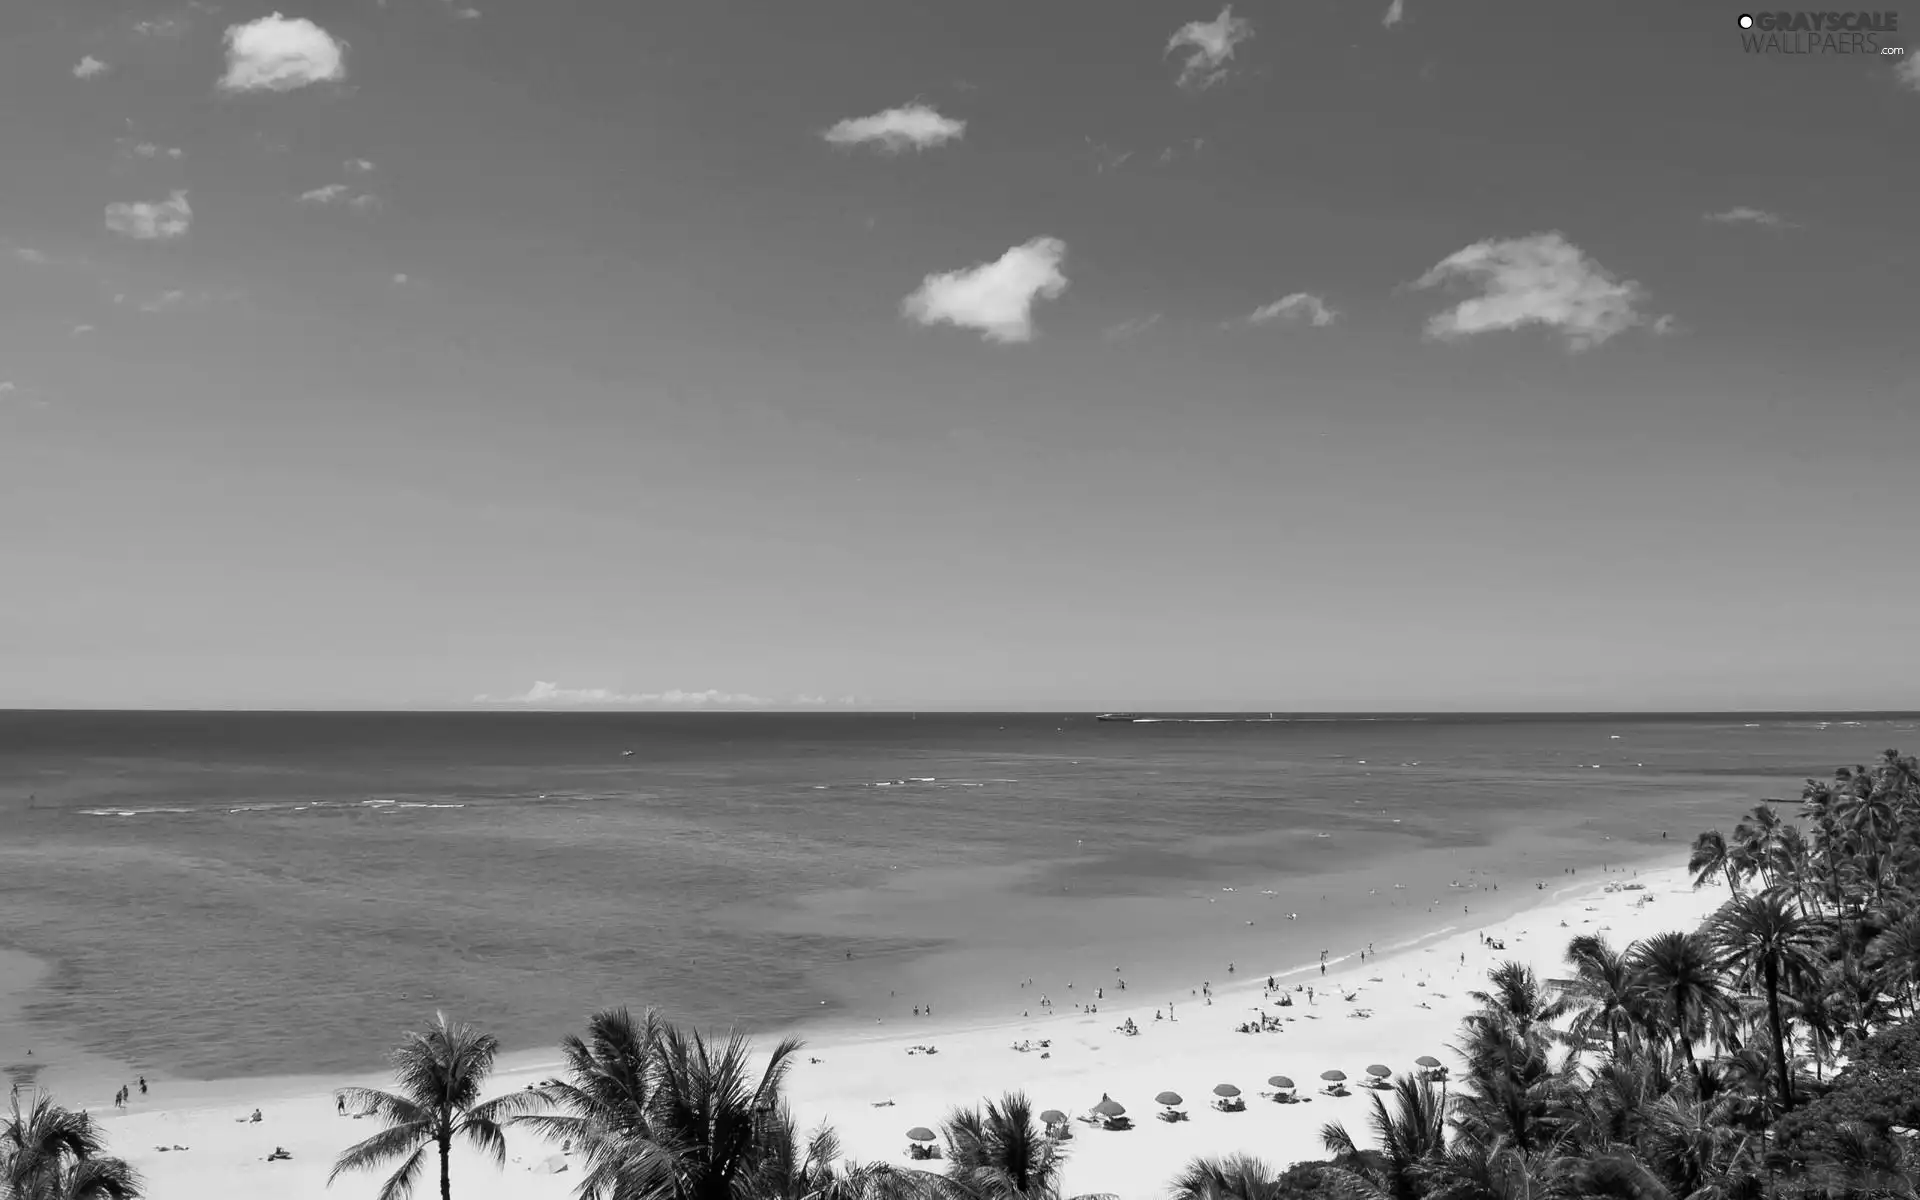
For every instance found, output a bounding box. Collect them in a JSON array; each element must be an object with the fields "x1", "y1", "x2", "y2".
[{"x1": 86, "y1": 864, "x2": 1720, "y2": 1200}]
